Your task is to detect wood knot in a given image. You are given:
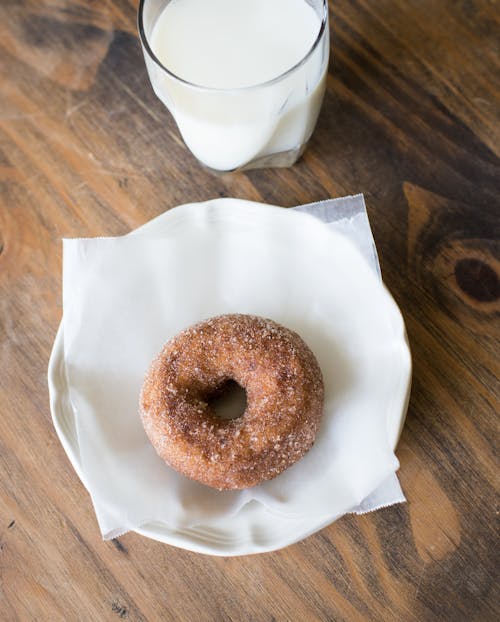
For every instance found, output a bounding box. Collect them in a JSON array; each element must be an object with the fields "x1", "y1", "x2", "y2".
[
  {"x1": 111, "y1": 602, "x2": 128, "y2": 618},
  {"x1": 454, "y1": 258, "x2": 499, "y2": 302}
]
